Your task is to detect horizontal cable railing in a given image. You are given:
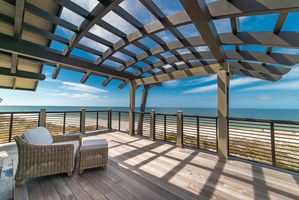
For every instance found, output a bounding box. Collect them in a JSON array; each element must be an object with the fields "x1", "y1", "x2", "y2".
[
  {"x1": 228, "y1": 117, "x2": 299, "y2": 171},
  {"x1": 111, "y1": 111, "x2": 129, "y2": 132},
  {"x1": 0, "y1": 109, "x2": 298, "y2": 172},
  {"x1": 0, "y1": 112, "x2": 40, "y2": 143},
  {"x1": 142, "y1": 112, "x2": 151, "y2": 137}
]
